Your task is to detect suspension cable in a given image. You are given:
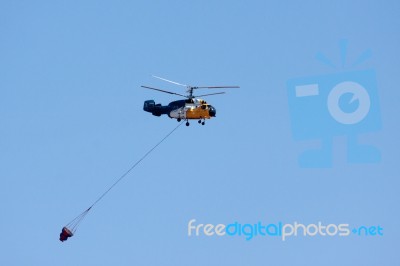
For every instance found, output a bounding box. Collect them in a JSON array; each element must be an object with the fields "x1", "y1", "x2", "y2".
[{"x1": 62, "y1": 122, "x2": 184, "y2": 234}]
